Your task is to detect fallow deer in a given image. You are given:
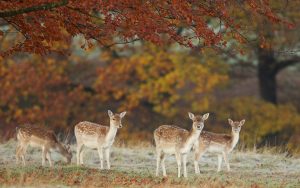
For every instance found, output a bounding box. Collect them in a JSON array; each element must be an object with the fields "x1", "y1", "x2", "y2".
[
  {"x1": 74, "y1": 110, "x2": 126, "y2": 169},
  {"x1": 154, "y1": 112, "x2": 209, "y2": 178},
  {"x1": 16, "y1": 125, "x2": 72, "y2": 167},
  {"x1": 194, "y1": 119, "x2": 245, "y2": 174}
]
